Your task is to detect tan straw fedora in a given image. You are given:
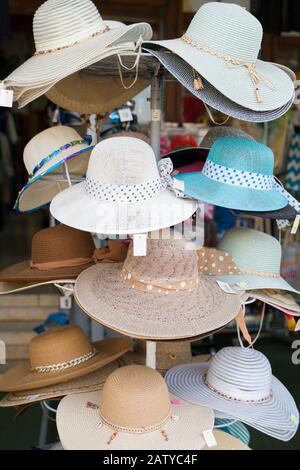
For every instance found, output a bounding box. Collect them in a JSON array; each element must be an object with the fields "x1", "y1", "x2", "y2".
[
  {"x1": 0, "y1": 325, "x2": 131, "y2": 392},
  {"x1": 57, "y1": 365, "x2": 214, "y2": 450}
]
